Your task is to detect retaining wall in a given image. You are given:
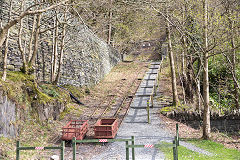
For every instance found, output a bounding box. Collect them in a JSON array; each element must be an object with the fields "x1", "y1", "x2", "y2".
[{"x1": 163, "y1": 111, "x2": 240, "y2": 132}]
